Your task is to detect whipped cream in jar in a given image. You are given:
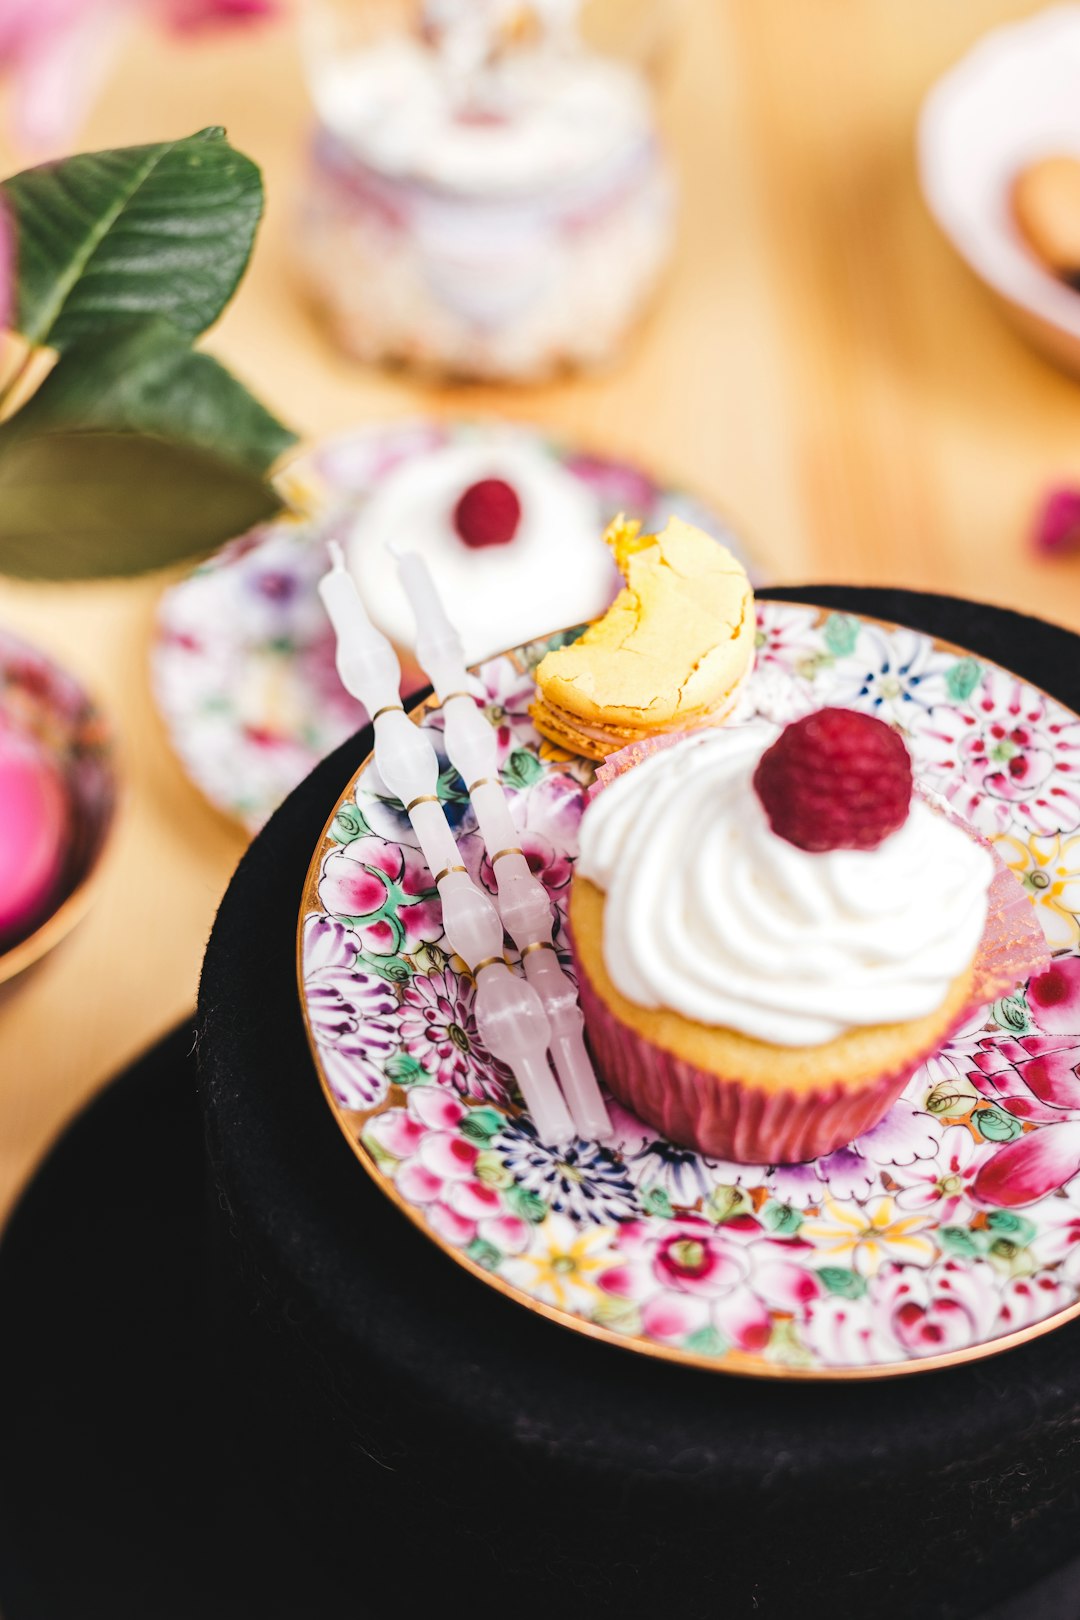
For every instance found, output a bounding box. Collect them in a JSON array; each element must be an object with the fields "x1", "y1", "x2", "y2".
[{"x1": 295, "y1": 0, "x2": 676, "y2": 383}]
